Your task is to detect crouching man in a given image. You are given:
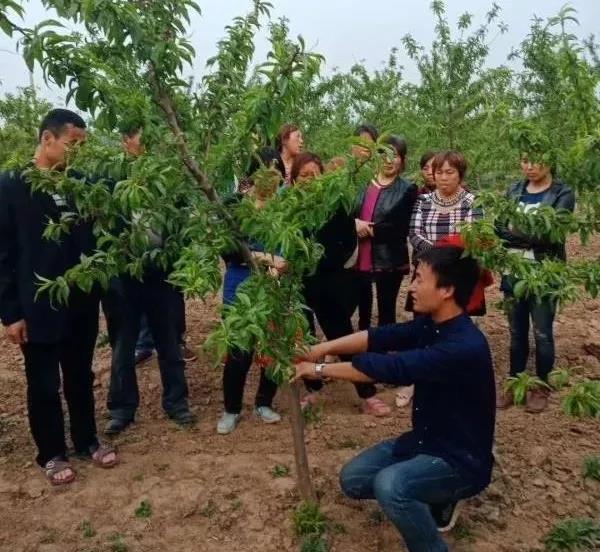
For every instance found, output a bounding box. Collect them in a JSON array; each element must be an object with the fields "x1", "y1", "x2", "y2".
[{"x1": 294, "y1": 246, "x2": 495, "y2": 552}]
